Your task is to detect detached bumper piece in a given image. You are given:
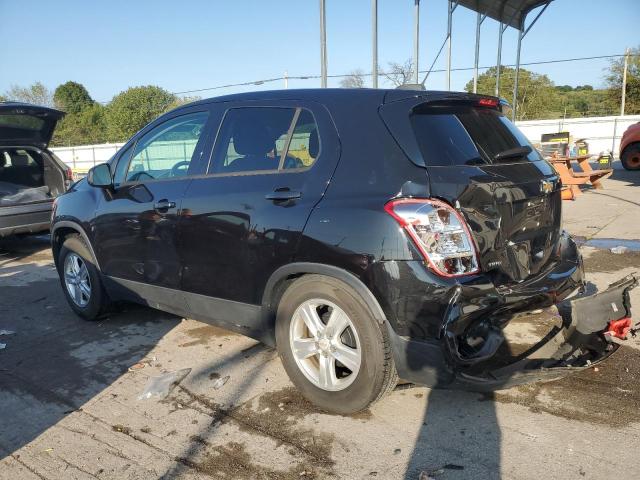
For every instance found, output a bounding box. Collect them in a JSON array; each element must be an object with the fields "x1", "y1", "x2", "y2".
[{"x1": 451, "y1": 274, "x2": 638, "y2": 390}]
